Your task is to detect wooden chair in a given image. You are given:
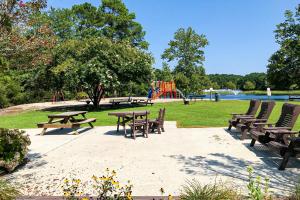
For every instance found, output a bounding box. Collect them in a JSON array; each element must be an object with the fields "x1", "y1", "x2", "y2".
[
  {"x1": 267, "y1": 132, "x2": 300, "y2": 170},
  {"x1": 235, "y1": 101, "x2": 276, "y2": 140},
  {"x1": 128, "y1": 112, "x2": 149, "y2": 139},
  {"x1": 249, "y1": 103, "x2": 300, "y2": 147},
  {"x1": 228, "y1": 99, "x2": 261, "y2": 131},
  {"x1": 149, "y1": 108, "x2": 166, "y2": 134}
]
